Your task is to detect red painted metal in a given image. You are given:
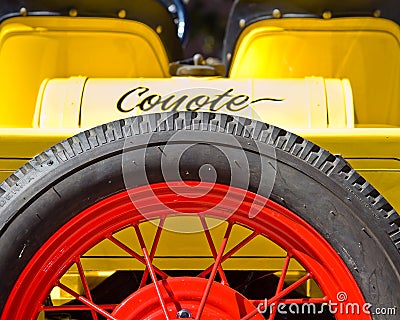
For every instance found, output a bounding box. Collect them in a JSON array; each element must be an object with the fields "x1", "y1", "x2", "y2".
[
  {"x1": 135, "y1": 224, "x2": 171, "y2": 319},
  {"x1": 57, "y1": 283, "x2": 117, "y2": 320},
  {"x1": 200, "y1": 216, "x2": 229, "y2": 285},
  {"x1": 198, "y1": 230, "x2": 259, "y2": 278},
  {"x1": 2, "y1": 182, "x2": 370, "y2": 320},
  {"x1": 143, "y1": 246, "x2": 170, "y2": 320},
  {"x1": 139, "y1": 218, "x2": 165, "y2": 288},
  {"x1": 242, "y1": 274, "x2": 312, "y2": 320},
  {"x1": 76, "y1": 258, "x2": 99, "y2": 320},
  {"x1": 195, "y1": 224, "x2": 232, "y2": 320},
  {"x1": 268, "y1": 254, "x2": 291, "y2": 320},
  {"x1": 42, "y1": 305, "x2": 116, "y2": 312},
  {"x1": 112, "y1": 277, "x2": 263, "y2": 319},
  {"x1": 107, "y1": 234, "x2": 168, "y2": 279}
]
